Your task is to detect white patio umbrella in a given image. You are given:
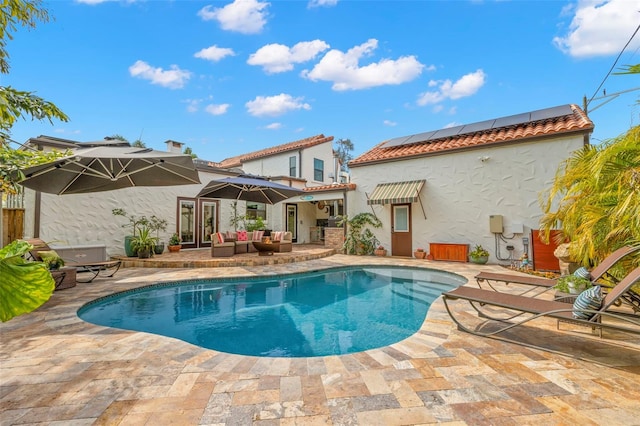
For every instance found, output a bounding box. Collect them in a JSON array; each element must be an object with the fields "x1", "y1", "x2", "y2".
[{"x1": 18, "y1": 146, "x2": 201, "y2": 195}]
